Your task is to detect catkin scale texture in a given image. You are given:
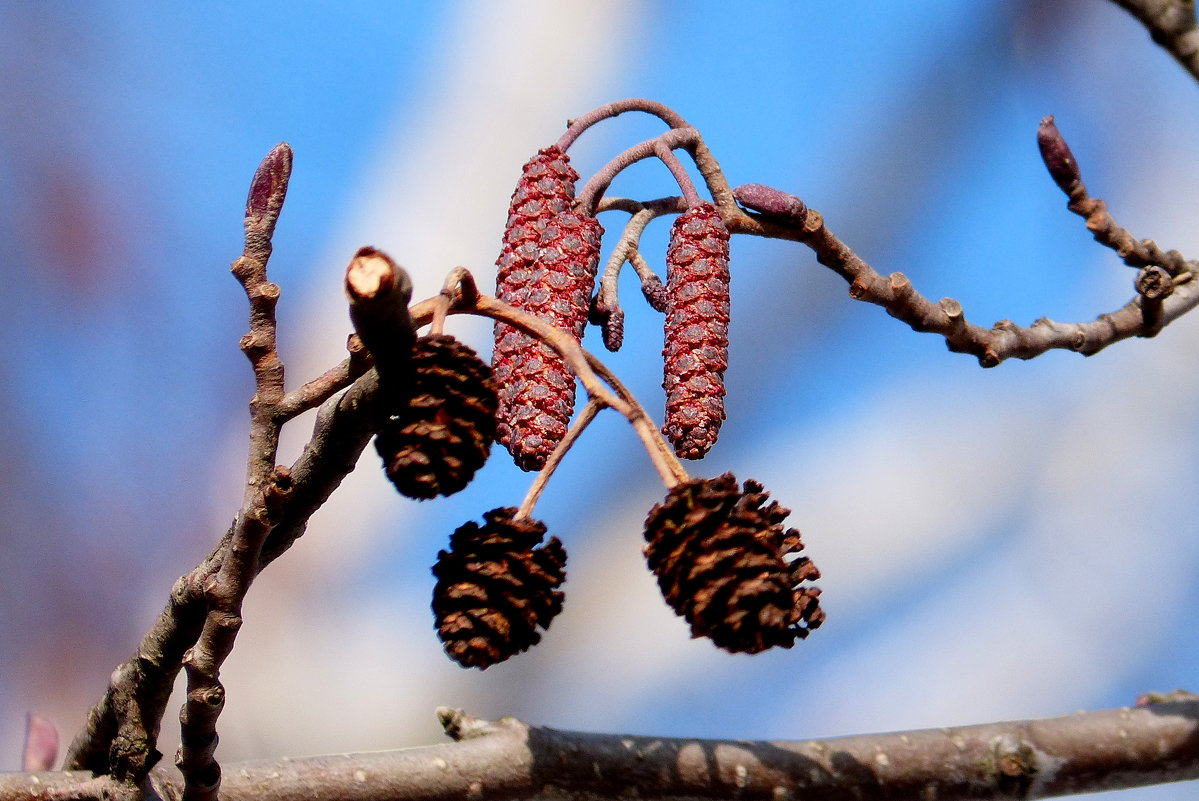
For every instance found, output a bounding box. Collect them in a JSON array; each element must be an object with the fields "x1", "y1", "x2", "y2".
[
  {"x1": 662, "y1": 203, "x2": 731, "y2": 459},
  {"x1": 493, "y1": 146, "x2": 603, "y2": 471}
]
